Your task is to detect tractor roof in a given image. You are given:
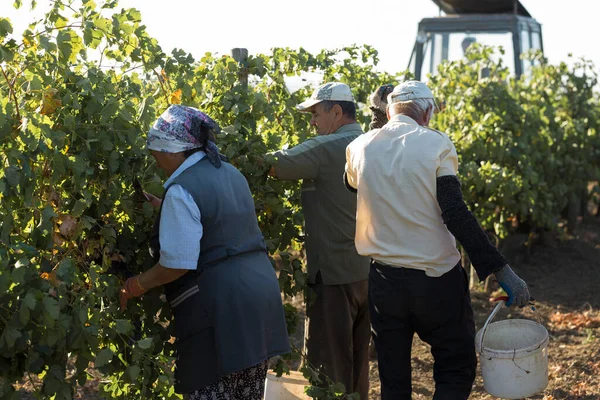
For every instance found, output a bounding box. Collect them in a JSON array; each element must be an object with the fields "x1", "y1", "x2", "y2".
[{"x1": 431, "y1": 0, "x2": 531, "y2": 17}]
